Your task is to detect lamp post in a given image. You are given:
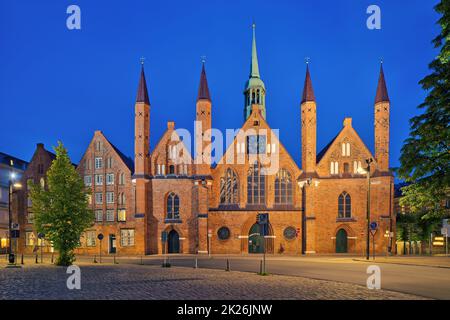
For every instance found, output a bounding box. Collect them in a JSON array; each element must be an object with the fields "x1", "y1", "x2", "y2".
[
  {"x1": 8, "y1": 169, "x2": 22, "y2": 266},
  {"x1": 365, "y1": 158, "x2": 373, "y2": 260}
]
